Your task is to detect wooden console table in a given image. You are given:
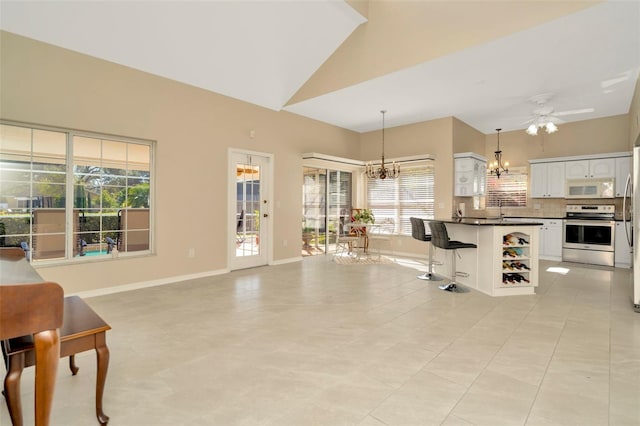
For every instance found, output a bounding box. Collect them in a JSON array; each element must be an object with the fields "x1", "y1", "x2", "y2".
[{"x1": 0, "y1": 247, "x2": 64, "y2": 426}]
